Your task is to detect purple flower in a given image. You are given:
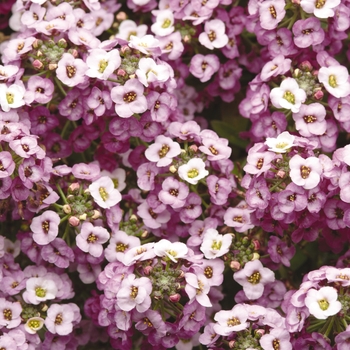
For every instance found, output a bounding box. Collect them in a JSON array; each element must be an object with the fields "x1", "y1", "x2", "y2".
[
  {"x1": 233, "y1": 259, "x2": 275, "y2": 300},
  {"x1": 260, "y1": 328, "x2": 292, "y2": 350},
  {"x1": 158, "y1": 177, "x2": 189, "y2": 209},
  {"x1": 45, "y1": 304, "x2": 76, "y2": 335},
  {"x1": 71, "y1": 162, "x2": 100, "y2": 180},
  {"x1": 259, "y1": 0, "x2": 286, "y2": 30},
  {"x1": 0, "y1": 298, "x2": 22, "y2": 328},
  {"x1": 56, "y1": 53, "x2": 88, "y2": 87},
  {"x1": 26, "y1": 76, "x2": 54, "y2": 104},
  {"x1": 41, "y1": 238, "x2": 75, "y2": 269},
  {"x1": 0, "y1": 151, "x2": 15, "y2": 178},
  {"x1": 110, "y1": 79, "x2": 147, "y2": 118},
  {"x1": 198, "y1": 19, "x2": 228, "y2": 49},
  {"x1": 267, "y1": 236, "x2": 296, "y2": 267},
  {"x1": 30, "y1": 210, "x2": 60, "y2": 245},
  {"x1": 292, "y1": 17, "x2": 325, "y2": 48},
  {"x1": 76, "y1": 221, "x2": 110, "y2": 257},
  {"x1": 189, "y1": 54, "x2": 220, "y2": 83},
  {"x1": 116, "y1": 274, "x2": 152, "y2": 312}
]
